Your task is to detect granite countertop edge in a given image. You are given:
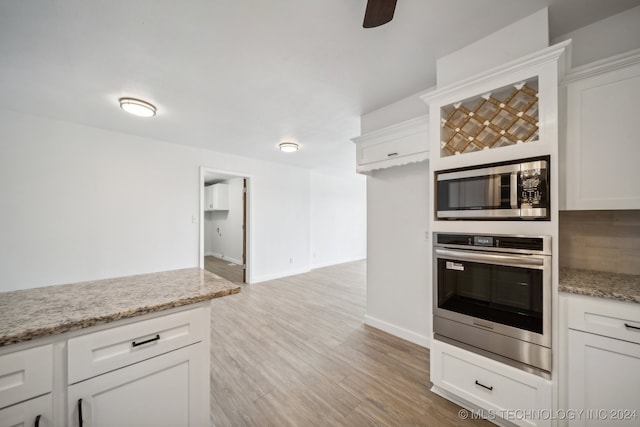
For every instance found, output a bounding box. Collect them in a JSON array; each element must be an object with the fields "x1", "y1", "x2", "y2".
[
  {"x1": 0, "y1": 268, "x2": 241, "y2": 347},
  {"x1": 559, "y1": 267, "x2": 640, "y2": 305}
]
